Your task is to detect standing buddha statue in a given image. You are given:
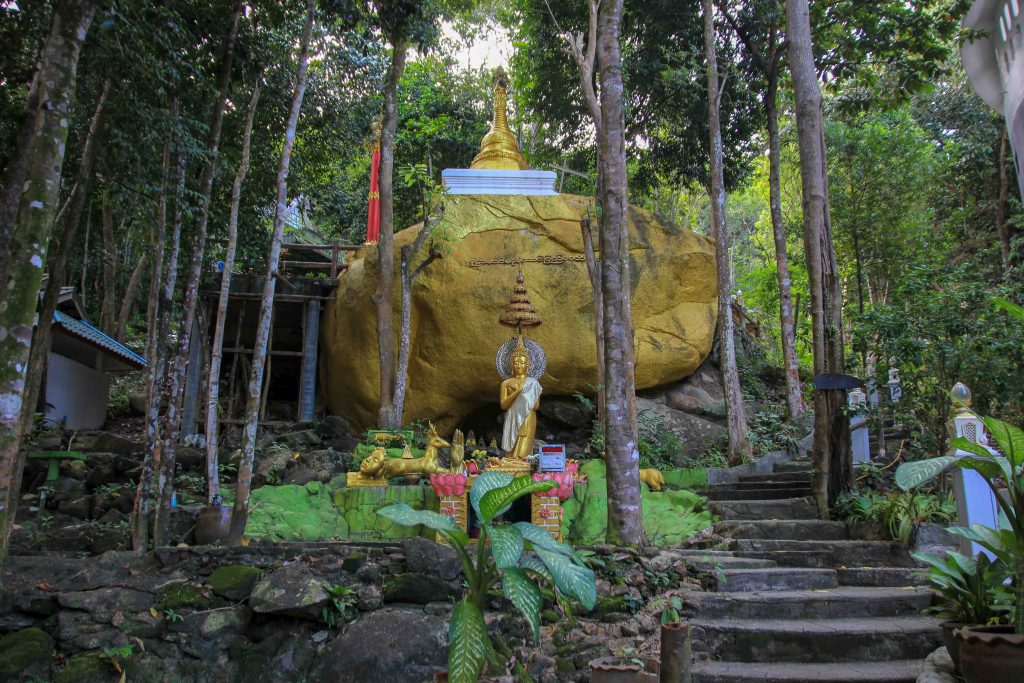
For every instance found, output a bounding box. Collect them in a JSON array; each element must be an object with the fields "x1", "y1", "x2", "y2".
[{"x1": 499, "y1": 336, "x2": 542, "y2": 461}]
